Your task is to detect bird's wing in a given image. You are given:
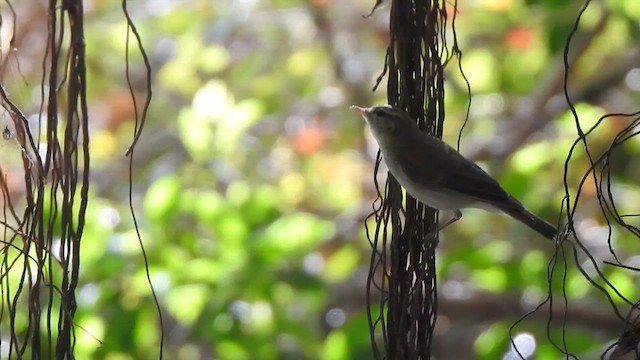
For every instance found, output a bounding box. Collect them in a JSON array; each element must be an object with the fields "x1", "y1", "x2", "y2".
[
  {"x1": 395, "y1": 132, "x2": 513, "y2": 205},
  {"x1": 446, "y1": 155, "x2": 513, "y2": 204}
]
